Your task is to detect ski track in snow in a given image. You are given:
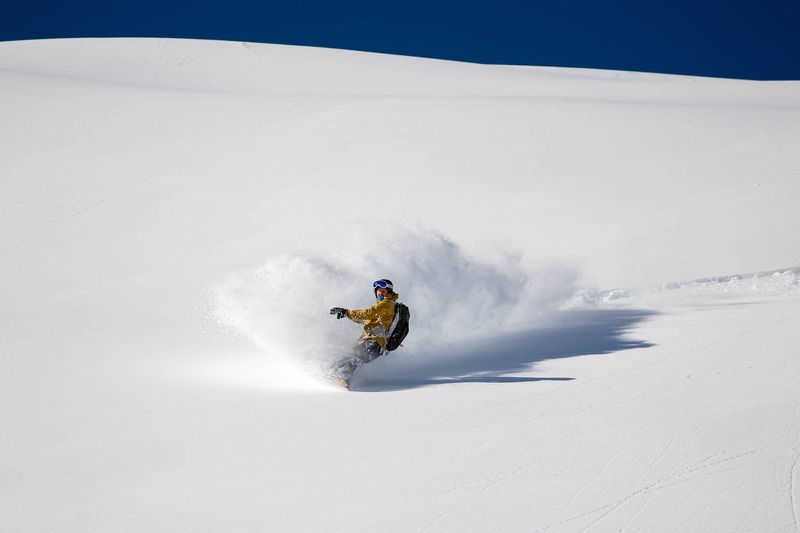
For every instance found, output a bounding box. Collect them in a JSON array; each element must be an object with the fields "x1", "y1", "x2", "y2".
[
  {"x1": 0, "y1": 172, "x2": 161, "y2": 257},
  {"x1": 789, "y1": 406, "x2": 800, "y2": 533},
  {"x1": 535, "y1": 450, "x2": 763, "y2": 532},
  {"x1": 0, "y1": 196, "x2": 107, "y2": 256}
]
